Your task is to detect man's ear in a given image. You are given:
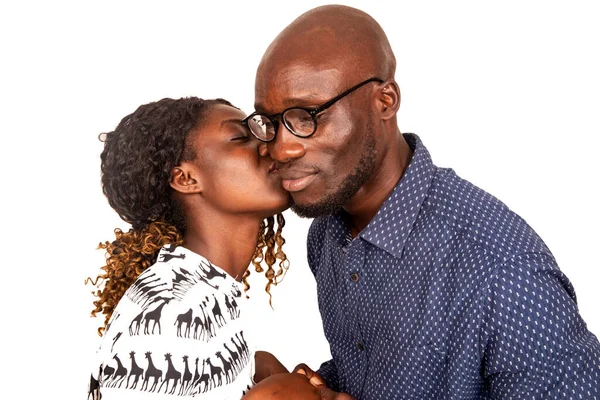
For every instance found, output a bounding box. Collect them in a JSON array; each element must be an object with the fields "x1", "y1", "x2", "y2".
[
  {"x1": 169, "y1": 163, "x2": 203, "y2": 194},
  {"x1": 376, "y1": 80, "x2": 401, "y2": 120}
]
